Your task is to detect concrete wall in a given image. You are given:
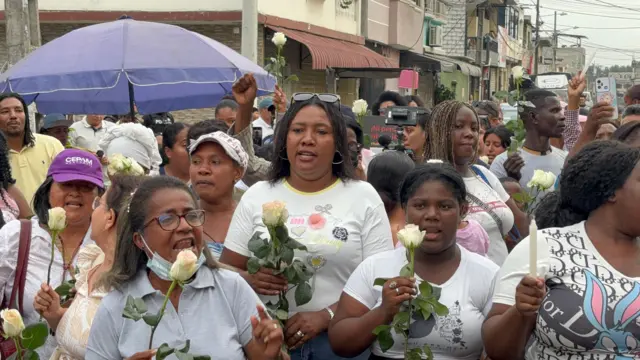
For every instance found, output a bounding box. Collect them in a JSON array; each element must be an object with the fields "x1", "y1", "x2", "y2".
[
  {"x1": 442, "y1": 0, "x2": 466, "y2": 57},
  {"x1": 441, "y1": 70, "x2": 469, "y2": 101},
  {"x1": 259, "y1": 0, "x2": 359, "y2": 35}
]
